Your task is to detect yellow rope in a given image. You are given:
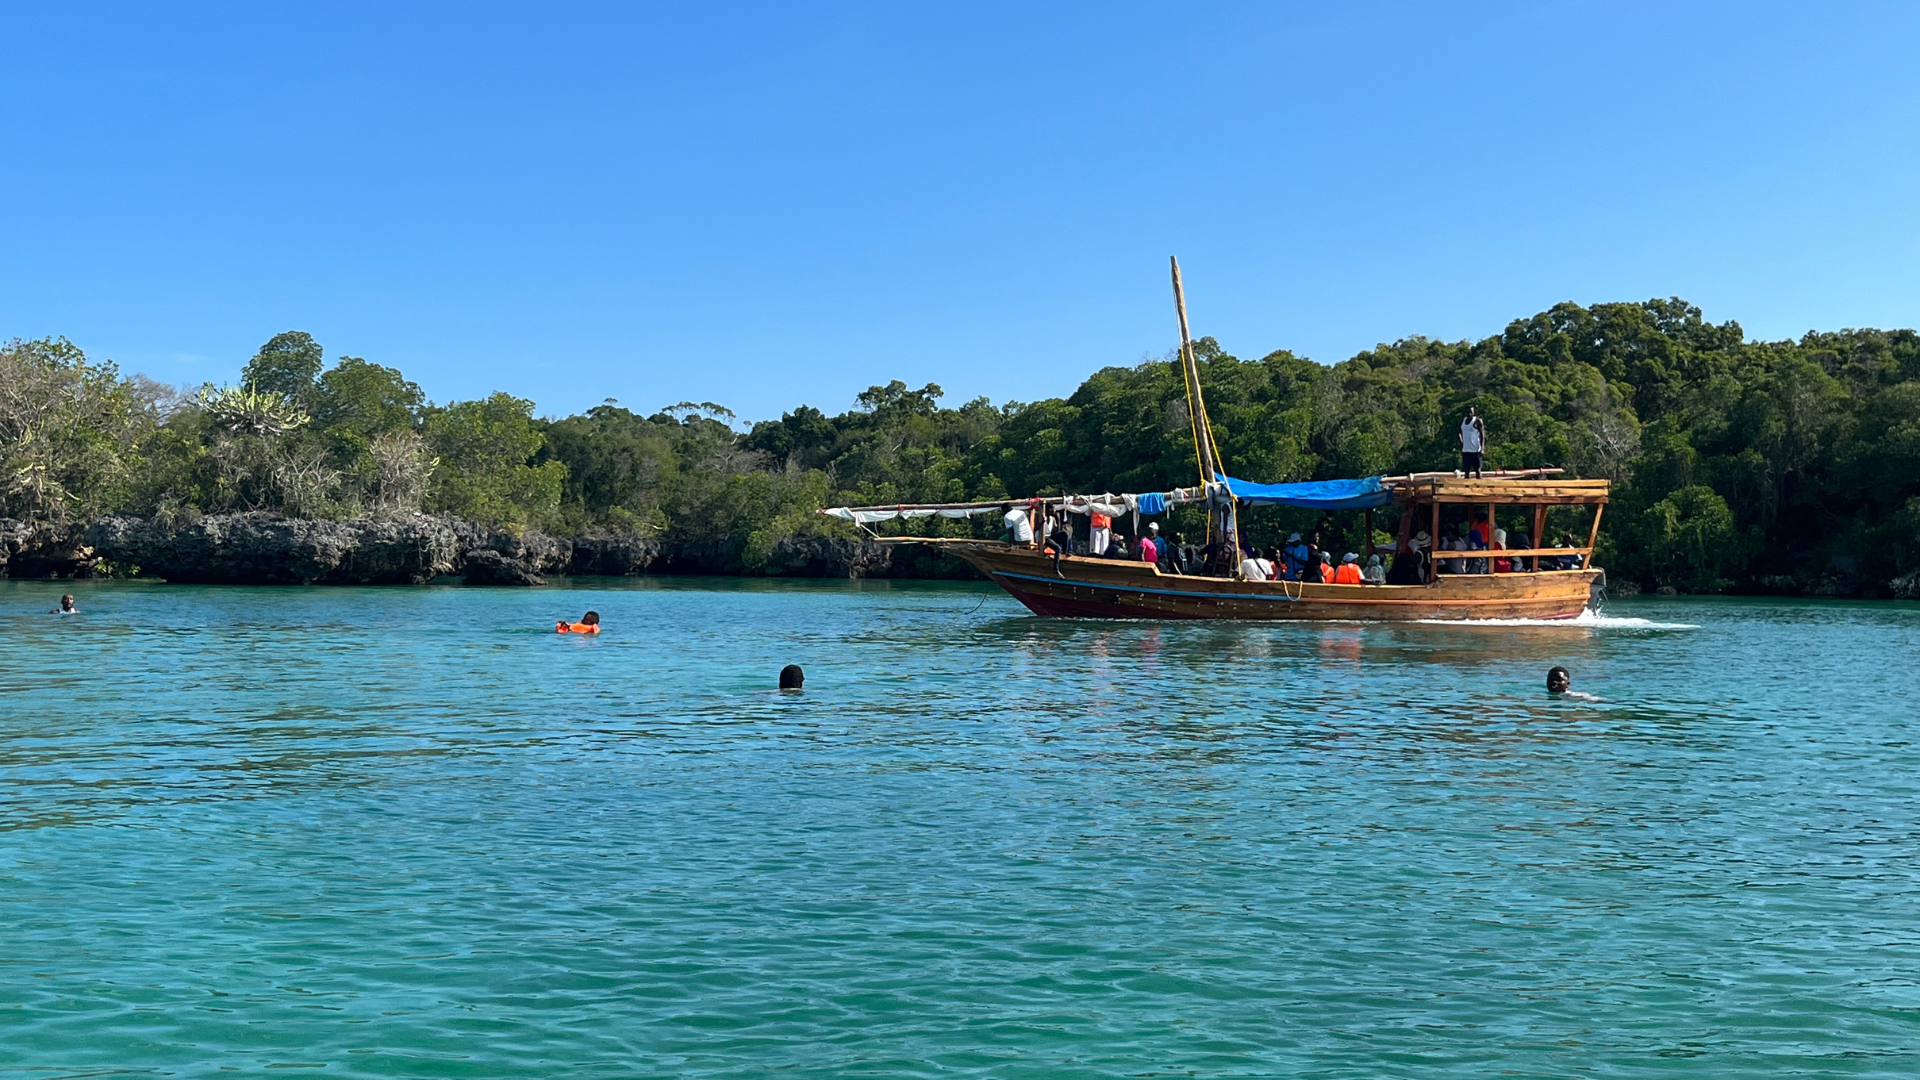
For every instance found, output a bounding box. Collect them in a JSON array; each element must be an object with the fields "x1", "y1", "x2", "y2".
[{"x1": 1181, "y1": 344, "x2": 1208, "y2": 488}]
